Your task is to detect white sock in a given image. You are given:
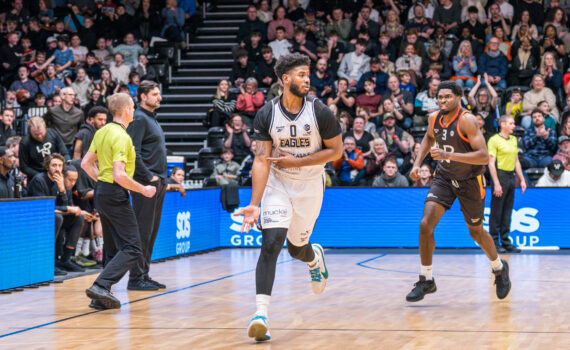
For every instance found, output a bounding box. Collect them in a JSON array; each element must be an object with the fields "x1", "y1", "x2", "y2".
[
  {"x1": 255, "y1": 294, "x2": 270, "y2": 318},
  {"x1": 421, "y1": 265, "x2": 433, "y2": 280},
  {"x1": 491, "y1": 257, "x2": 503, "y2": 272},
  {"x1": 75, "y1": 238, "x2": 84, "y2": 256},
  {"x1": 307, "y1": 249, "x2": 320, "y2": 269},
  {"x1": 95, "y1": 237, "x2": 103, "y2": 249},
  {"x1": 82, "y1": 239, "x2": 91, "y2": 256}
]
